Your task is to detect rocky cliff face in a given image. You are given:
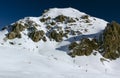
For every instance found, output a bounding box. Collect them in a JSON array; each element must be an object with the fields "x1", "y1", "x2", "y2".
[{"x1": 99, "y1": 21, "x2": 120, "y2": 60}]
